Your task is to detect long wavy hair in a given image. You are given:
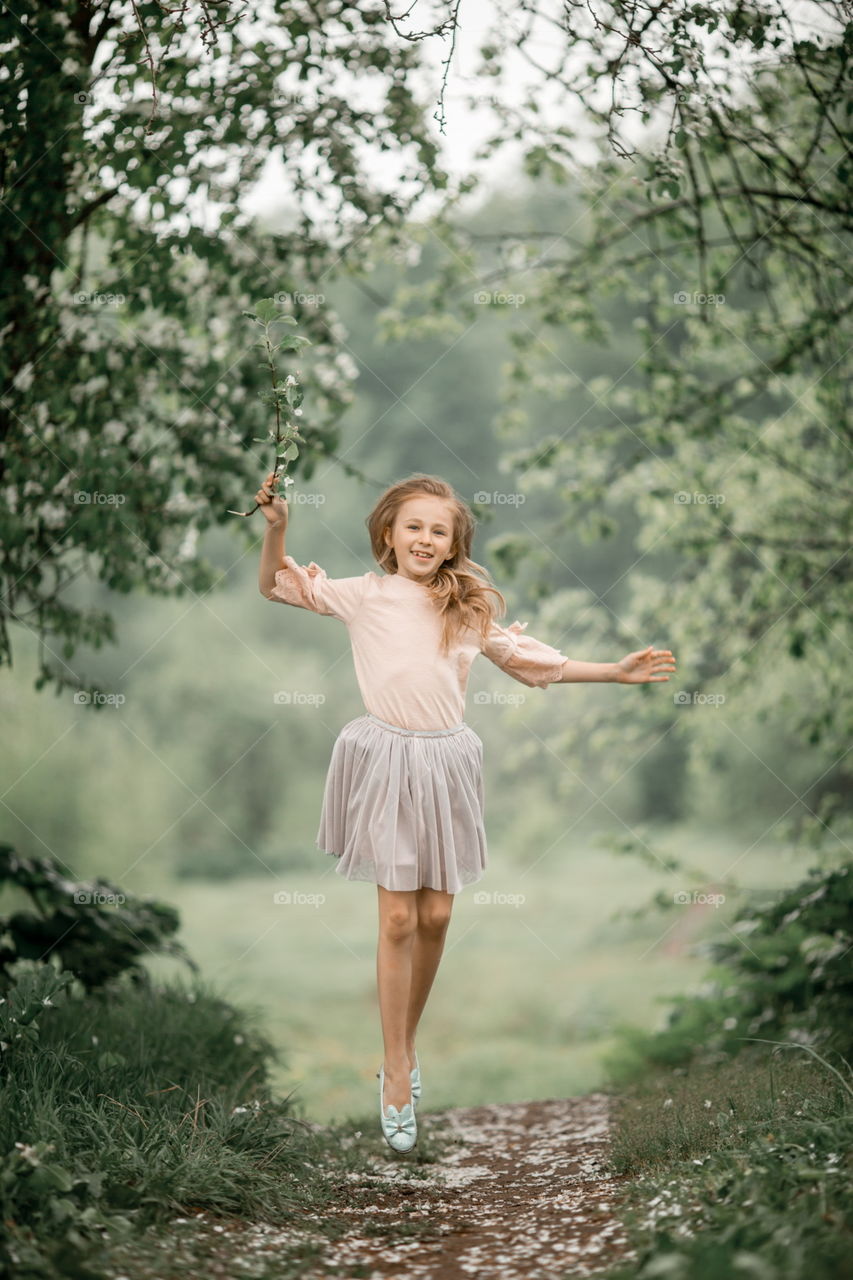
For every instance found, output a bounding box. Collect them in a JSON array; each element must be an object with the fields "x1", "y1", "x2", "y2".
[{"x1": 366, "y1": 474, "x2": 508, "y2": 656}]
